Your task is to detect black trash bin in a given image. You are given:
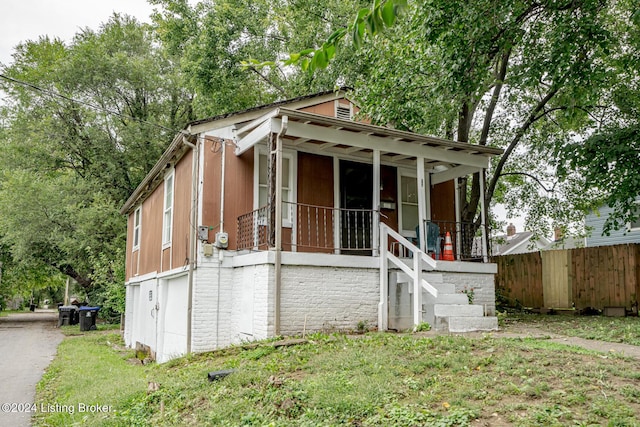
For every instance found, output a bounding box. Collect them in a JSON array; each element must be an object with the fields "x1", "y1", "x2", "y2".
[
  {"x1": 57, "y1": 305, "x2": 78, "y2": 327},
  {"x1": 79, "y1": 306, "x2": 100, "y2": 331}
]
